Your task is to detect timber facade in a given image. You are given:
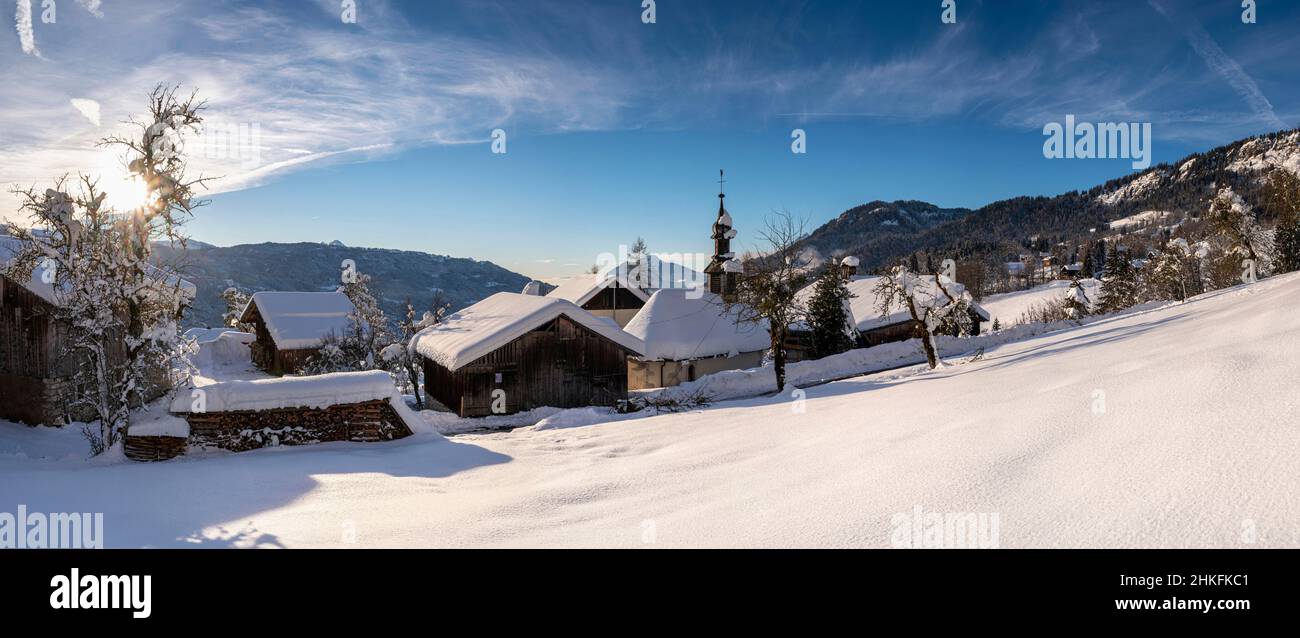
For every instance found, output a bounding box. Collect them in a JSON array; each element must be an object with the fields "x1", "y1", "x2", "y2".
[
  {"x1": 0, "y1": 274, "x2": 93, "y2": 424},
  {"x1": 423, "y1": 314, "x2": 636, "y2": 417}
]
